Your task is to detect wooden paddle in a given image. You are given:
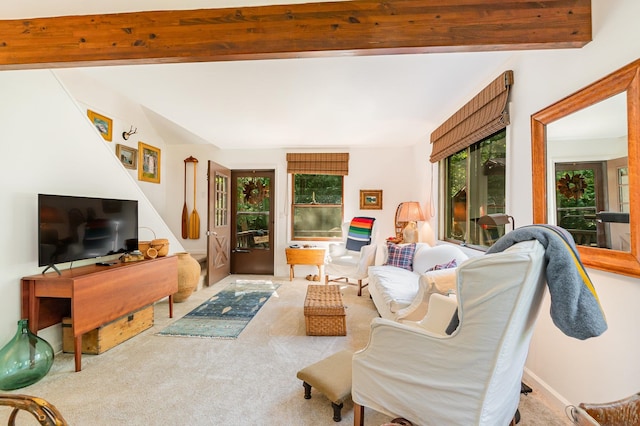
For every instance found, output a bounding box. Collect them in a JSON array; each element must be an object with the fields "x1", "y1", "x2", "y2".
[
  {"x1": 181, "y1": 158, "x2": 190, "y2": 239},
  {"x1": 188, "y1": 157, "x2": 200, "y2": 239}
]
